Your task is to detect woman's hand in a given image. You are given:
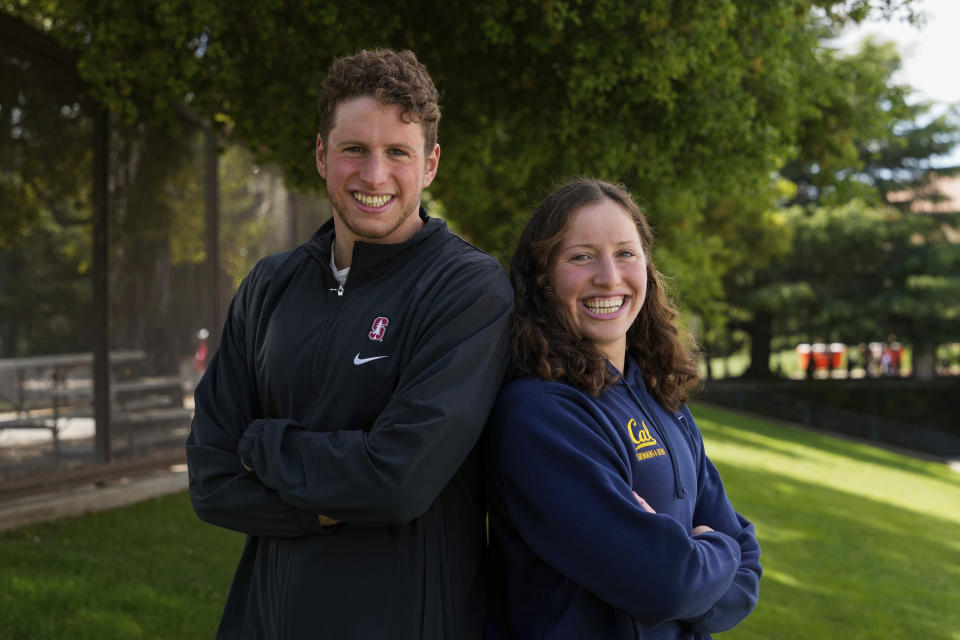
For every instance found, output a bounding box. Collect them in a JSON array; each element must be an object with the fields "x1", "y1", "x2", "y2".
[
  {"x1": 633, "y1": 491, "x2": 656, "y2": 513},
  {"x1": 634, "y1": 491, "x2": 712, "y2": 536}
]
